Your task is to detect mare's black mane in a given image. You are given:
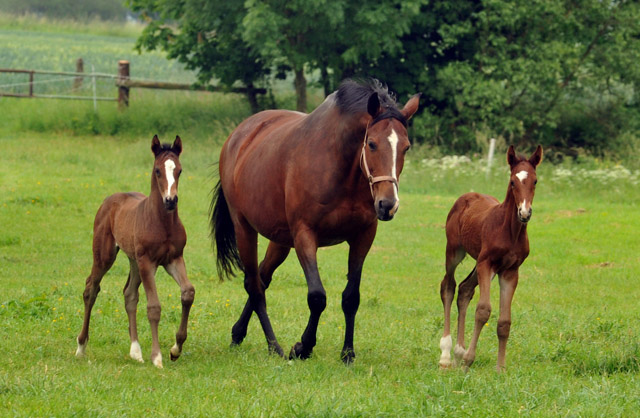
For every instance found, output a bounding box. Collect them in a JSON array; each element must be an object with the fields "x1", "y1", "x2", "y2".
[{"x1": 336, "y1": 79, "x2": 407, "y2": 127}]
